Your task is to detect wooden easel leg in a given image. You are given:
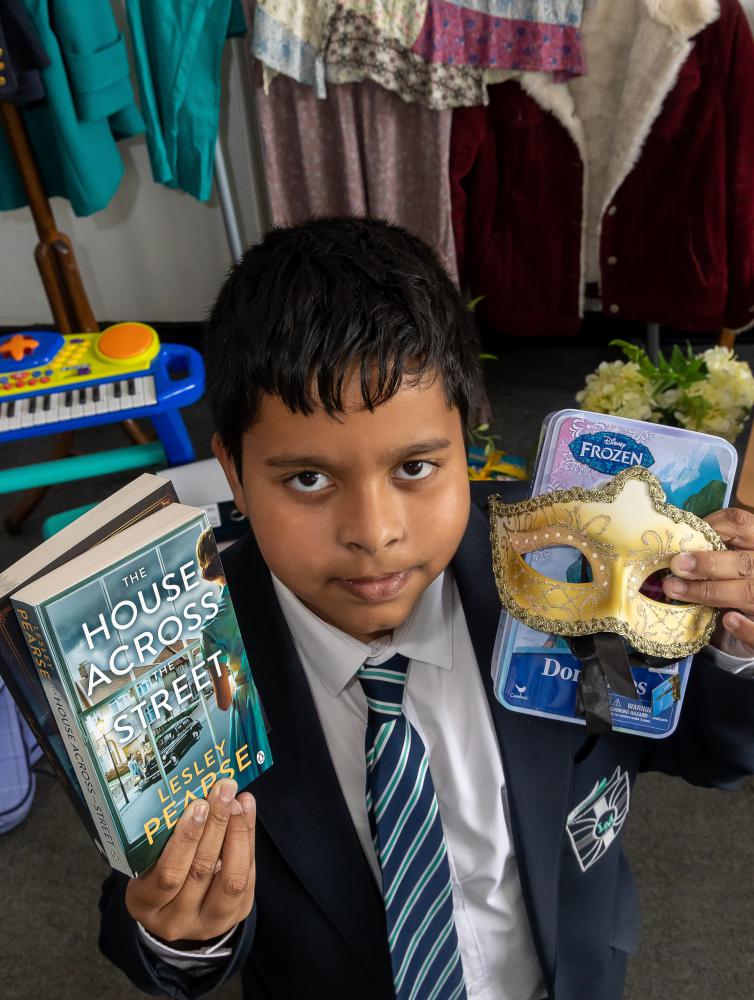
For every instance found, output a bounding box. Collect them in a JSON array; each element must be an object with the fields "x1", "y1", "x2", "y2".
[
  {"x1": 719, "y1": 328, "x2": 736, "y2": 350},
  {"x1": 35, "y1": 244, "x2": 74, "y2": 334},
  {"x1": 121, "y1": 419, "x2": 157, "y2": 445}
]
